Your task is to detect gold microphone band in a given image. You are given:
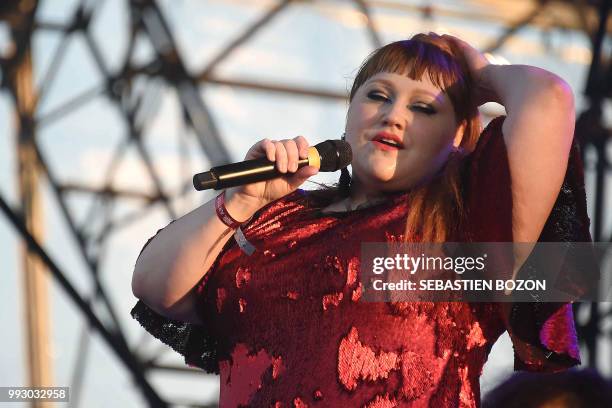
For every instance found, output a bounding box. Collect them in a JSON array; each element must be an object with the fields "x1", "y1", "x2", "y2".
[{"x1": 307, "y1": 146, "x2": 321, "y2": 170}]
